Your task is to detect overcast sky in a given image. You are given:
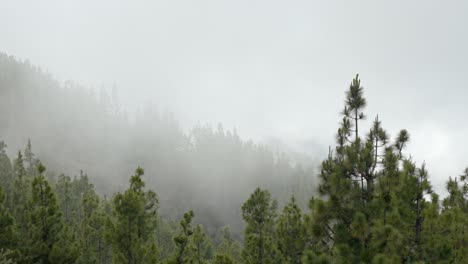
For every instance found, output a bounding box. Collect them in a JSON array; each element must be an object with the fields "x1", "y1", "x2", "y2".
[{"x1": 2, "y1": 0, "x2": 468, "y2": 193}]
